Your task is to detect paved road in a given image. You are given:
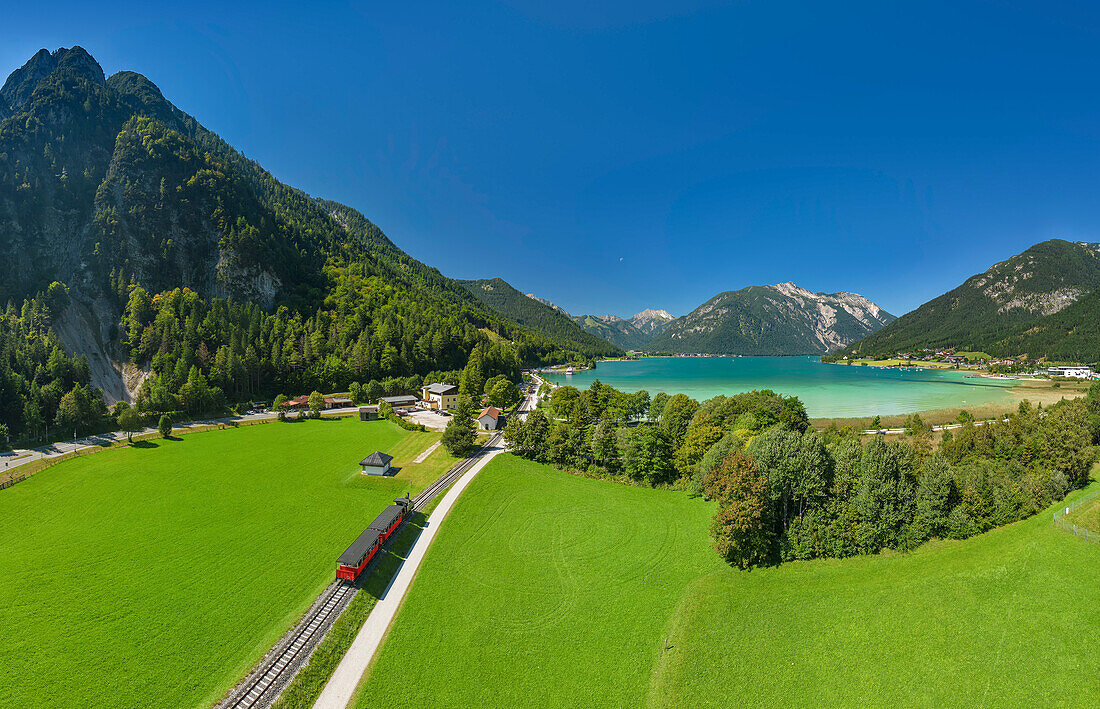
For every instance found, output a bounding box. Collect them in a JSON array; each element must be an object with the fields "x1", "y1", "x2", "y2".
[
  {"x1": 0, "y1": 406, "x2": 362, "y2": 476},
  {"x1": 312, "y1": 393, "x2": 533, "y2": 709}
]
